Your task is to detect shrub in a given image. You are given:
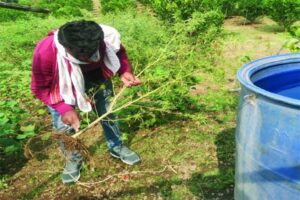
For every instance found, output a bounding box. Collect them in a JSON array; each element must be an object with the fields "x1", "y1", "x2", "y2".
[
  {"x1": 263, "y1": 0, "x2": 300, "y2": 31},
  {"x1": 221, "y1": 0, "x2": 239, "y2": 17},
  {"x1": 284, "y1": 26, "x2": 300, "y2": 52},
  {"x1": 237, "y1": 0, "x2": 265, "y2": 23},
  {"x1": 139, "y1": 0, "x2": 222, "y2": 21},
  {"x1": 184, "y1": 10, "x2": 224, "y2": 40},
  {"x1": 98, "y1": 12, "x2": 222, "y2": 129},
  {"x1": 38, "y1": 0, "x2": 92, "y2": 17},
  {"x1": 101, "y1": 0, "x2": 136, "y2": 14}
]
